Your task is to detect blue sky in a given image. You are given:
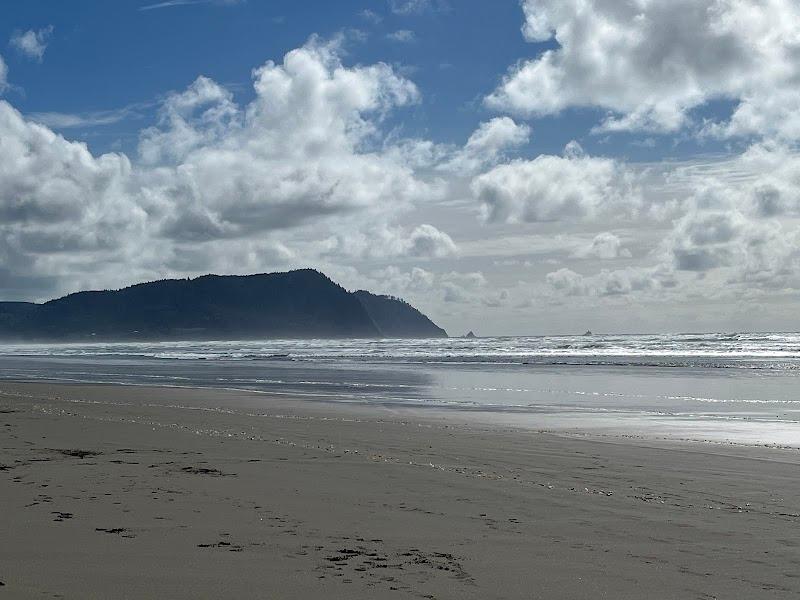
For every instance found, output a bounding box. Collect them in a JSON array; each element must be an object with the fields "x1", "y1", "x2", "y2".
[
  {"x1": 1, "y1": 0, "x2": 799, "y2": 334},
  {"x1": 2, "y1": 0, "x2": 738, "y2": 161},
  {"x1": 4, "y1": 1, "x2": 529, "y2": 151}
]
